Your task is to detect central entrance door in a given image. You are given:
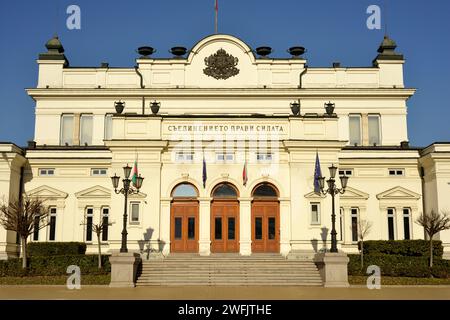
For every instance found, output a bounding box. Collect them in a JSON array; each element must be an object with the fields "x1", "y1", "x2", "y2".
[
  {"x1": 210, "y1": 183, "x2": 240, "y2": 253},
  {"x1": 251, "y1": 183, "x2": 280, "y2": 253},
  {"x1": 170, "y1": 183, "x2": 199, "y2": 253}
]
